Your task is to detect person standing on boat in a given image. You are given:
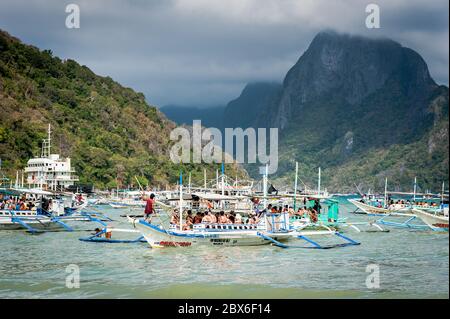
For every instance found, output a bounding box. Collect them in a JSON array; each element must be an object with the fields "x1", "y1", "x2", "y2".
[{"x1": 144, "y1": 193, "x2": 156, "y2": 222}]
